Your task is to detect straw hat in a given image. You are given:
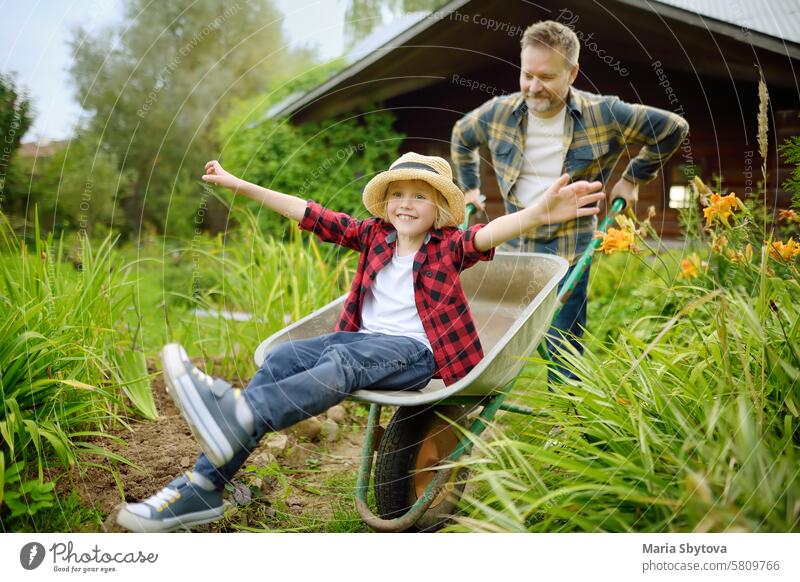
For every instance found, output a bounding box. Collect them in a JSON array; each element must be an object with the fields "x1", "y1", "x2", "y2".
[{"x1": 362, "y1": 152, "x2": 465, "y2": 227}]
